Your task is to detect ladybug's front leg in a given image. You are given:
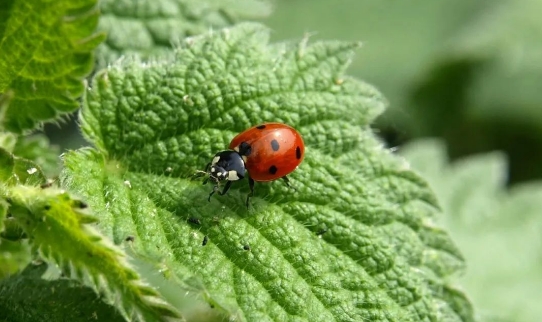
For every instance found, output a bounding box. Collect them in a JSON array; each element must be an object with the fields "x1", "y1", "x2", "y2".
[
  {"x1": 218, "y1": 181, "x2": 233, "y2": 196},
  {"x1": 208, "y1": 181, "x2": 232, "y2": 202},
  {"x1": 193, "y1": 163, "x2": 211, "y2": 181},
  {"x1": 245, "y1": 177, "x2": 255, "y2": 208}
]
